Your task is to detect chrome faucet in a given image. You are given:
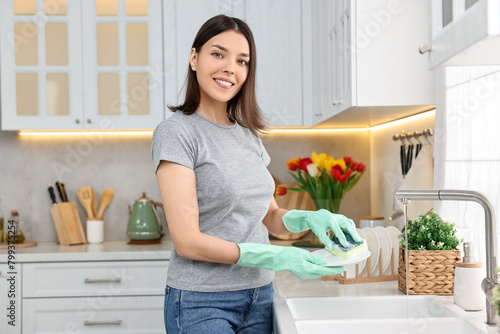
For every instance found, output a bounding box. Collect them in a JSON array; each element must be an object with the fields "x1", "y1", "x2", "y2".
[{"x1": 395, "y1": 189, "x2": 498, "y2": 325}]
